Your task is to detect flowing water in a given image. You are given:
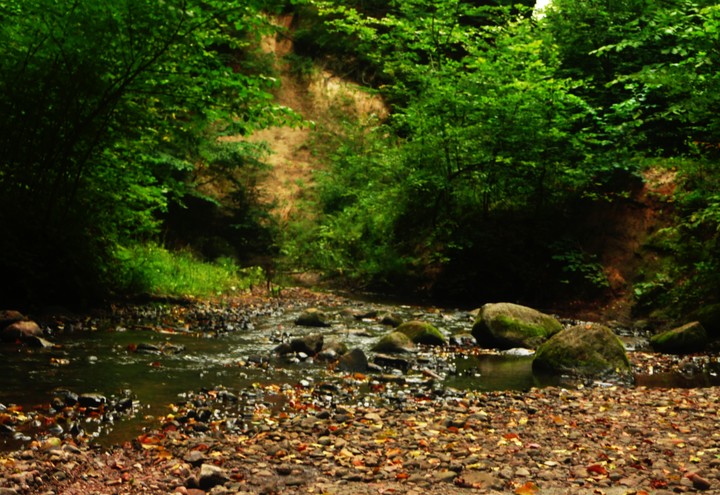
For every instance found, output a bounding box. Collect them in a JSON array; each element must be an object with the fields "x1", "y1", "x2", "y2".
[{"x1": 1, "y1": 294, "x2": 719, "y2": 449}]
